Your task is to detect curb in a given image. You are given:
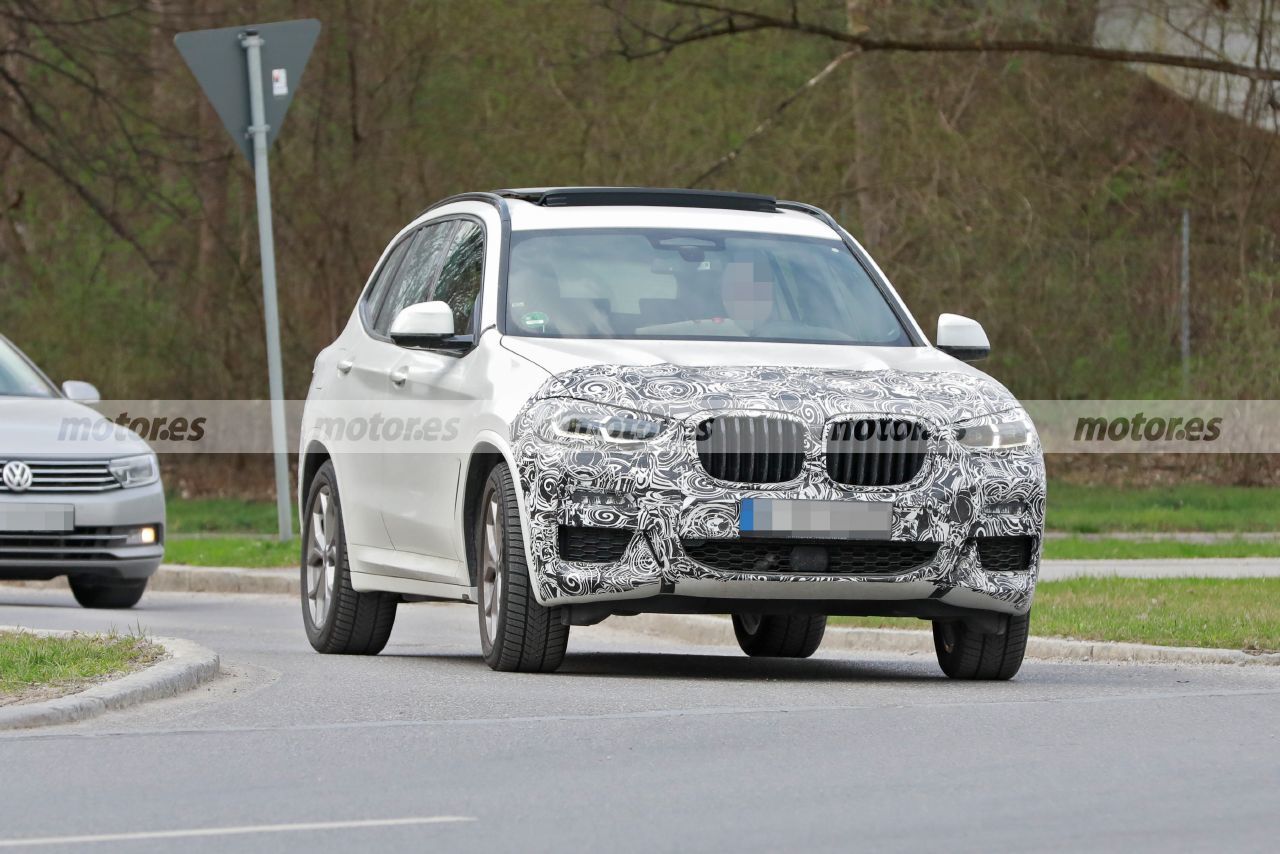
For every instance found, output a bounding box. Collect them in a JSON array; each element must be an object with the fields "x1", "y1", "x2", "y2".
[
  {"x1": 0, "y1": 565, "x2": 299, "y2": 596},
  {"x1": 150, "y1": 565, "x2": 298, "y2": 595},
  {"x1": 619, "y1": 613, "x2": 1280, "y2": 667},
  {"x1": 0, "y1": 629, "x2": 221, "y2": 730}
]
